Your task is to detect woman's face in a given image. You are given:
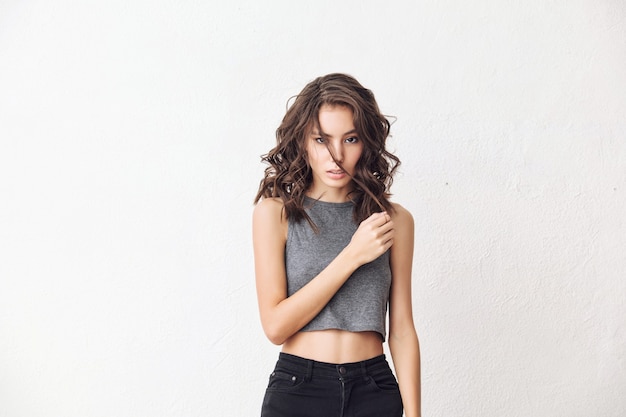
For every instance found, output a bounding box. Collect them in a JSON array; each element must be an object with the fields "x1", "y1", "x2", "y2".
[{"x1": 305, "y1": 104, "x2": 363, "y2": 201}]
